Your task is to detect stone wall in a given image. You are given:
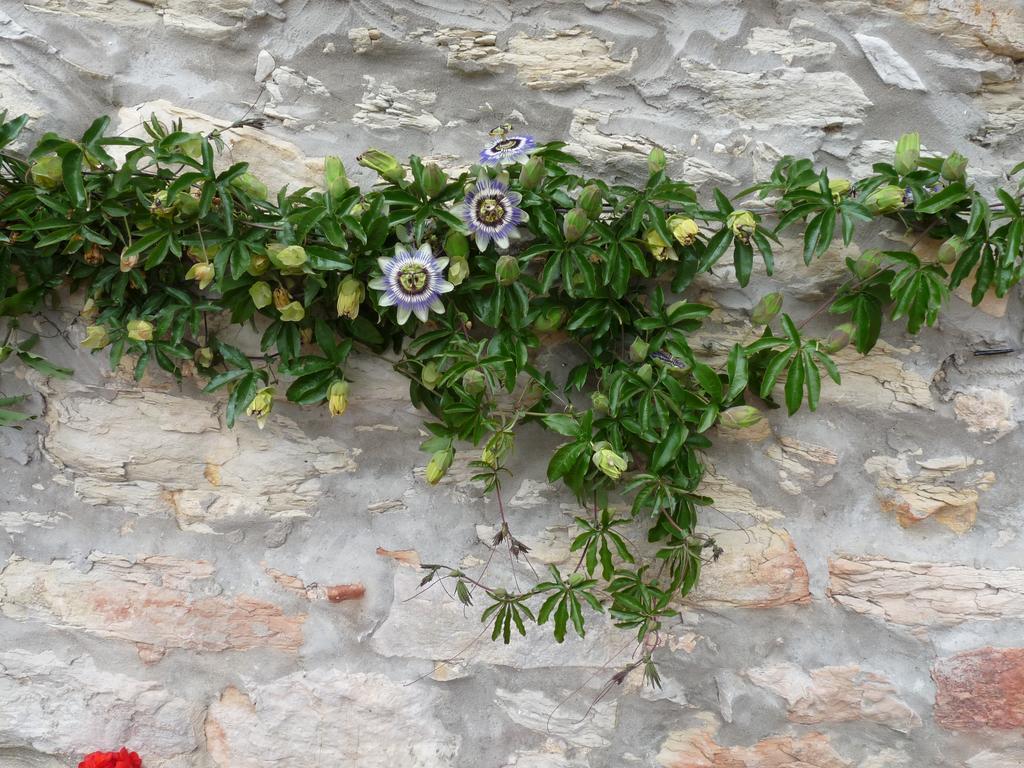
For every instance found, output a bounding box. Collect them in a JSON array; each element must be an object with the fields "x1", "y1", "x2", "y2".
[{"x1": 1, "y1": 2, "x2": 1023, "y2": 767}]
